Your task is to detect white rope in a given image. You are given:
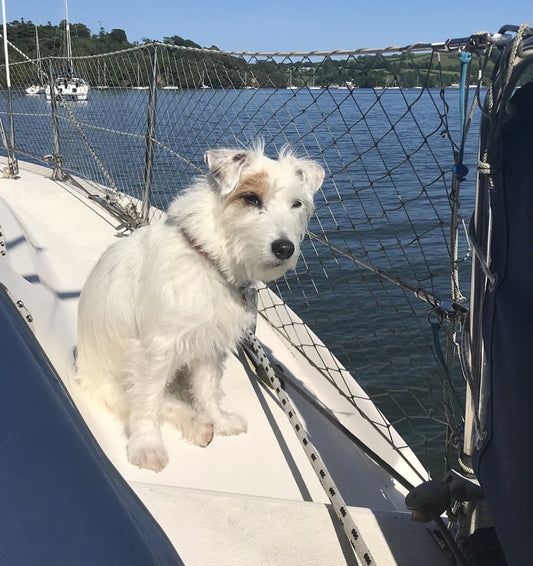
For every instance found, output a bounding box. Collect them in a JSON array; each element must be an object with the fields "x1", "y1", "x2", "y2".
[
  {"x1": 59, "y1": 100, "x2": 120, "y2": 193},
  {"x1": 244, "y1": 330, "x2": 375, "y2": 566}
]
